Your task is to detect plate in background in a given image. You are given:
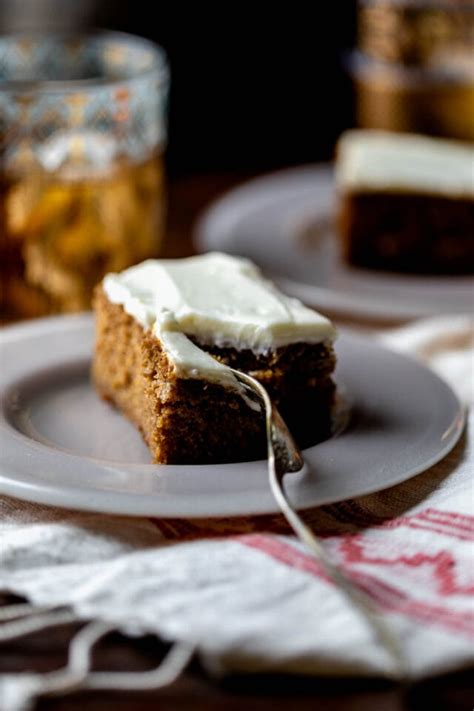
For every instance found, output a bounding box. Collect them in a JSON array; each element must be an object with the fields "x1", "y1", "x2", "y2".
[
  {"x1": 0, "y1": 314, "x2": 464, "y2": 518},
  {"x1": 195, "y1": 165, "x2": 474, "y2": 320}
]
